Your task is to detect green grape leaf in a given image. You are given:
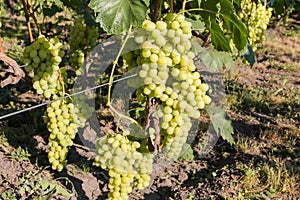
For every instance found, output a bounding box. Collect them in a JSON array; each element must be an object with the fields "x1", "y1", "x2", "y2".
[
  {"x1": 43, "y1": 5, "x2": 62, "y2": 17},
  {"x1": 270, "y1": 0, "x2": 288, "y2": 16},
  {"x1": 142, "y1": 0, "x2": 150, "y2": 7},
  {"x1": 89, "y1": 0, "x2": 148, "y2": 34},
  {"x1": 242, "y1": 43, "x2": 256, "y2": 67},
  {"x1": 198, "y1": 0, "x2": 231, "y2": 51},
  {"x1": 186, "y1": 18, "x2": 205, "y2": 32},
  {"x1": 219, "y1": 0, "x2": 248, "y2": 50},
  {"x1": 209, "y1": 20, "x2": 231, "y2": 51},
  {"x1": 55, "y1": 185, "x2": 72, "y2": 198},
  {"x1": 194, "y1": 0, "x2": 247, "y2": 51},
  {"x1": 191, "y1": 40, "x2": 233, "y2": 70},
  {"x1": 200, "y1": 49, "x2": 234, "y2": 70},
  {"x1": 206, "y1": 106, "x2": 234, "y2": 144},
  {"x1": 179, "y1": 143, "x2": 194, "y2": 160},
  {"x1": 40, "y1": 179, "x2": 72, "y2": 198},
  {"x1": 53, "y1": 0, "x2": 63, "y2": 8}
]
